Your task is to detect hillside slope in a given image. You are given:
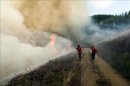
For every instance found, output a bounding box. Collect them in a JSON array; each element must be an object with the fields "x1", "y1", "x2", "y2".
[
  {"x1": 7, "y1": 48, "x2": 130, "y2": 86},
  {"x1": 97, "y1": 32, "x2": 130, "y2": 79}
]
